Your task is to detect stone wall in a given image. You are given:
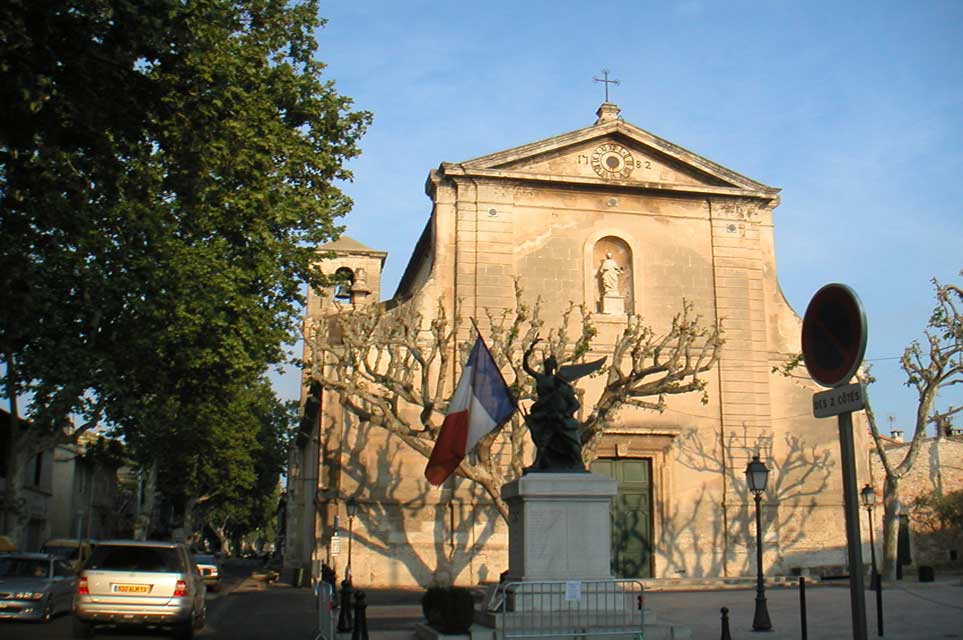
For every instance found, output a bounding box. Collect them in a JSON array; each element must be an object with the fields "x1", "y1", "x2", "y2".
[{"x1": 870, "y1": 435, "x2": 963, "y2": 568}]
